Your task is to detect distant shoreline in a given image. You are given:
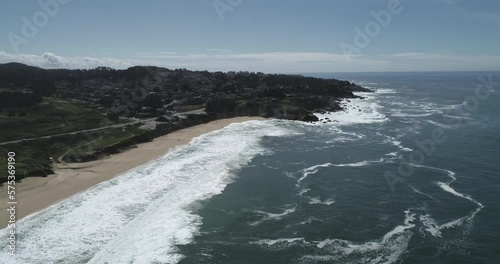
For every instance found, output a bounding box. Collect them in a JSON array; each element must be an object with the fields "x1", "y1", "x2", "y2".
[{"x1": 0, "y1": 116, "x2": 266, "y2": 228}]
